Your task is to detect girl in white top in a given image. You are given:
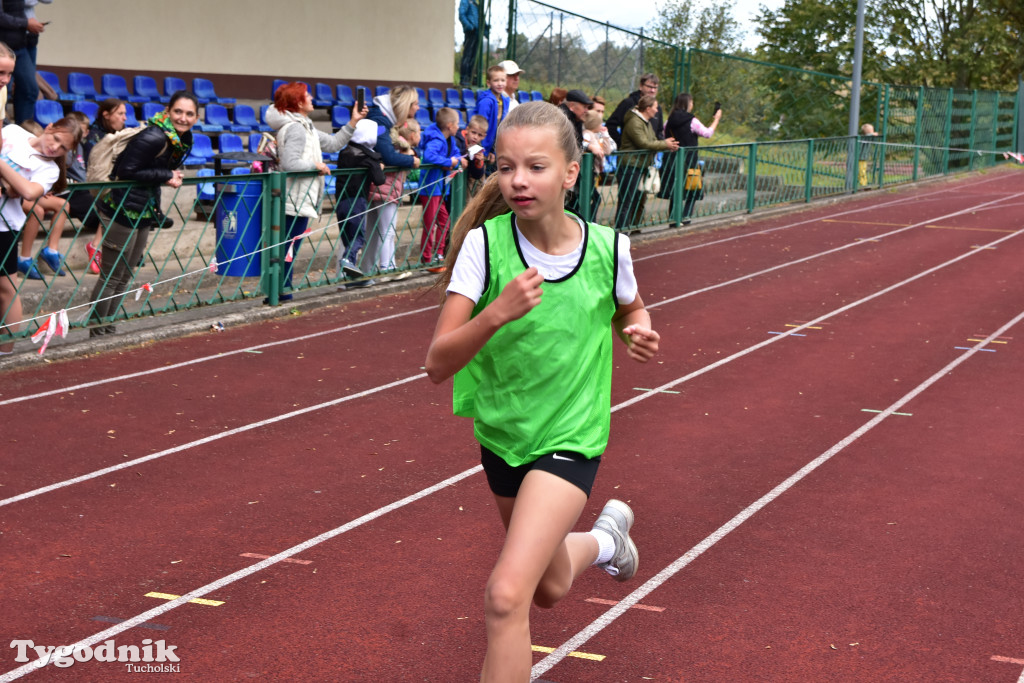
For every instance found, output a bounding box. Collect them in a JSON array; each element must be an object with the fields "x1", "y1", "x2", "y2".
[{"x1": 0, "y1": 118, "x2": 80, "y2": 353}]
